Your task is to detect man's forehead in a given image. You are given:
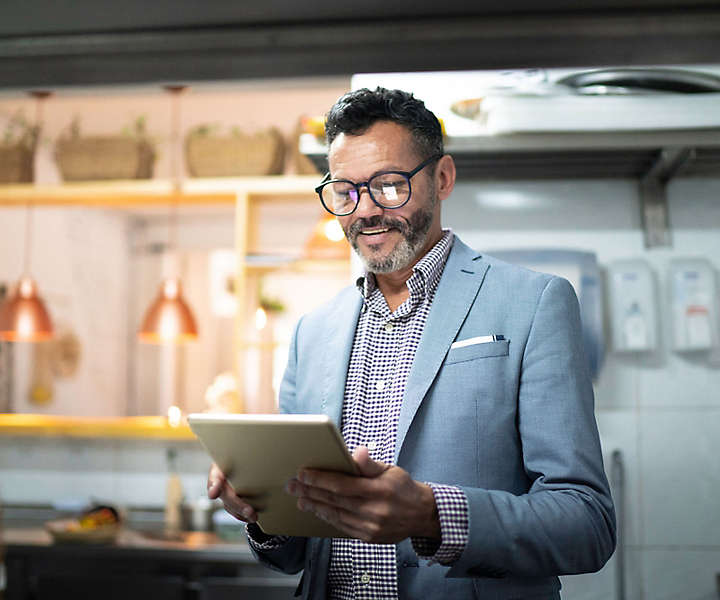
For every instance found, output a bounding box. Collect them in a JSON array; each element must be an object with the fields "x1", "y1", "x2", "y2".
[{"x1": 328, "y1": 124, "x2": 417, "y2": 170}]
